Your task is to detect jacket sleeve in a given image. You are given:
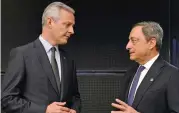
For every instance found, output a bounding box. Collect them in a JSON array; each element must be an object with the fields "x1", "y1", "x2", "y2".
[
  {"x1": 70, "y1": 61, "x2": 81, "y2": 113},
  {"x1": 167, "y1": 68, "x2": 179, "y2": 113},
  {"x1": 1, "y1": 48, "x2": 47, "y2": 113}
]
